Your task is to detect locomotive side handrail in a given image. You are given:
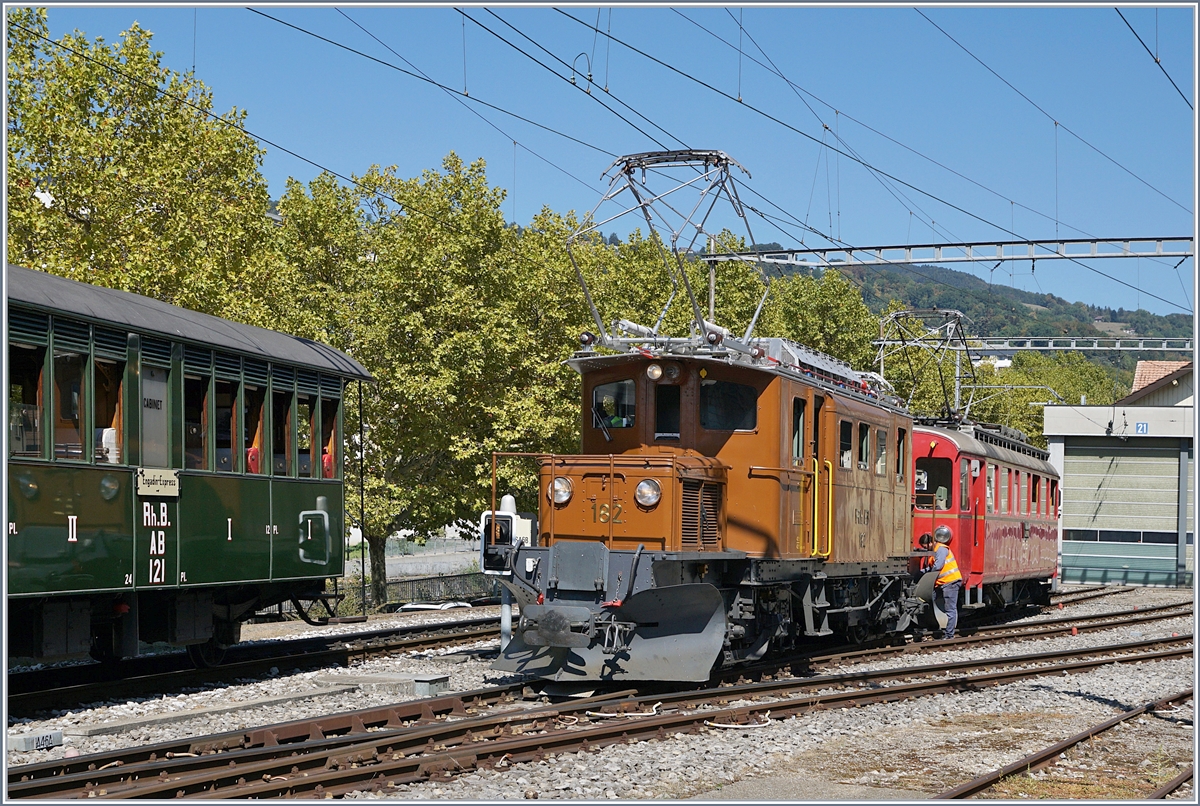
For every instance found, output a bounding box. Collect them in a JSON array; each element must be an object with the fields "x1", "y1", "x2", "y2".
[
  {"x1": 811, "y1": 457, "x2": 820, "y2": 557},
  {"x1": 814, "y1": 459, "x2": 834, "y2": 558}
]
